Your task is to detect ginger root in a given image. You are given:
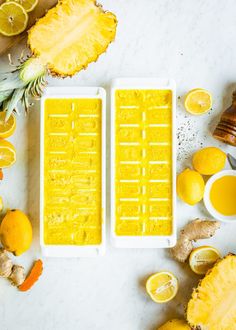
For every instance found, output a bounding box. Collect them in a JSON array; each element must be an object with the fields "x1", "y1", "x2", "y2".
[
  {"x1": 0, "y1": 249, "x2": 25, "y2": 286},
  {"x1": 0, "y1": 248, "x2": 13, "y2": 277},
  {"x1": 9, "y1": 265, "x2": 25, "y2": 286},
  {"x1": 171, "y1": 219, "x2": 220, "y2": 262}
]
